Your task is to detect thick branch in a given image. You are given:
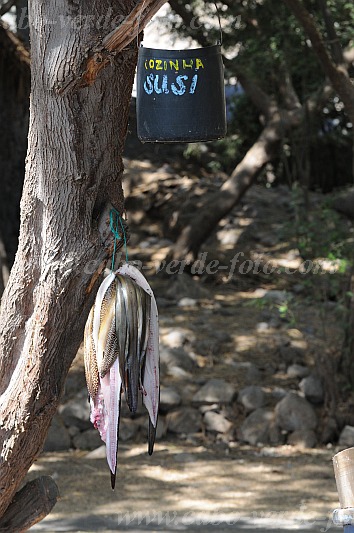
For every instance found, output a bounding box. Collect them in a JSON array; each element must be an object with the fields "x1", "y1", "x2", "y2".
[
  {"x1": 0, "y1": 477, "x2": 59, "y2": 533},
  {"x1": 59, "y1": 0, "x2": 168, "y2": 93},
  {"x1": 283, "y1": 0, "x2": 354, "y2": 123},
  {"x1": 0, "y1": 0, "x2": 15, "y2": 16},
  {"x1": 318, "y1": 0, "x2": 344, "y2": 65}
]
